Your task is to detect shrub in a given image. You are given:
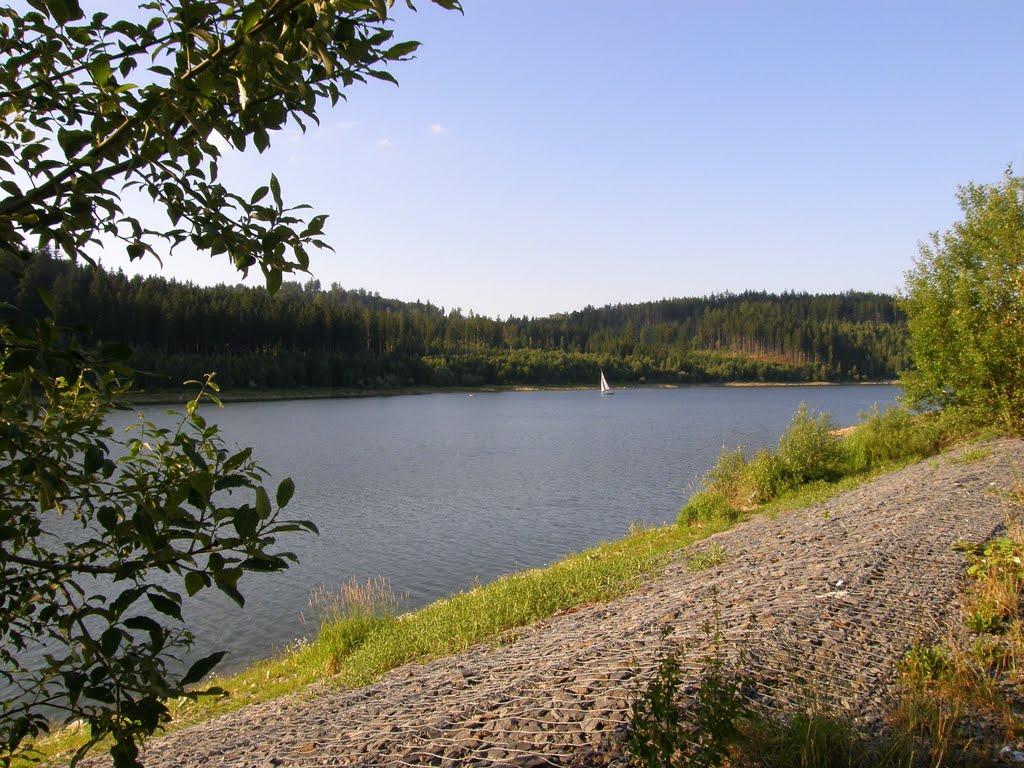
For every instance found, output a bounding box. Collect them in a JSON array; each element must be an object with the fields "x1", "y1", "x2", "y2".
[
  {"x1": 630, "y1": 616, "x2": 752, "y2": 768},
  {"x1": 679, "y1": 489, "x2": 738, "y2": 526},
  {"x1": 776, "y1": 404, "x2": 847, "y2": 484},
  {"x1": 845, "y1": 405, "x2": 946, "y2": 472},
  {"x1": 744, "y1": 449, "x2": 790, "y2": 504},
  {"x1": 679, "y1": 447, "x2": 749, "y2": 524}
]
